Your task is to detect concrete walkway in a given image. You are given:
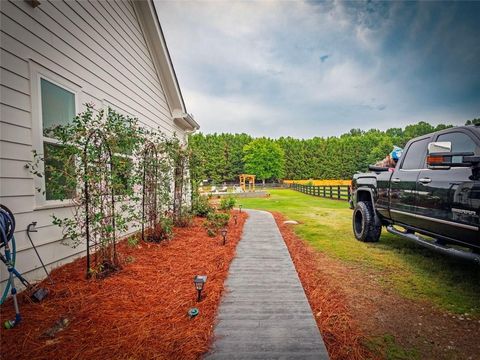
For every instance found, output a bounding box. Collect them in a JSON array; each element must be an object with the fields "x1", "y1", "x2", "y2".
[{"x1": 206, "y1": 210, "x2": 329, "y2": 360}]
